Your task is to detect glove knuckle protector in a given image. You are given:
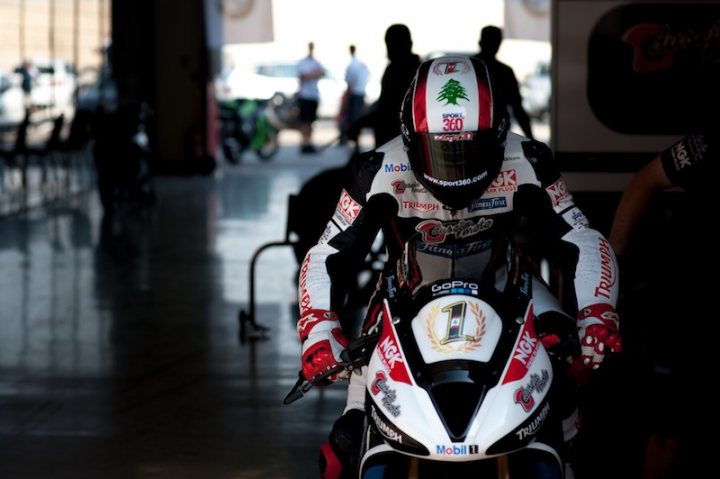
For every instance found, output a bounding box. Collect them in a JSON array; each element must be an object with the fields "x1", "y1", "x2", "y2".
[
  {"x1": 298, "y1": 309, "x2": 349, "y2": 382},
  {"x1": 577, "y1": 304, "x2": 621, "y2": 369}
]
